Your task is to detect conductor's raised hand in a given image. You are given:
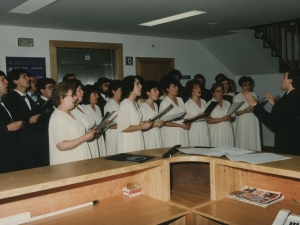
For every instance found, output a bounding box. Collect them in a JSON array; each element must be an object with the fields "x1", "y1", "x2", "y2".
[
  {"x1": 243, "y1": 92, "x2": 257, "y2": 107},
  {"x1": 266, "y1": 92, "x2": 275, "y2": 106}
]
